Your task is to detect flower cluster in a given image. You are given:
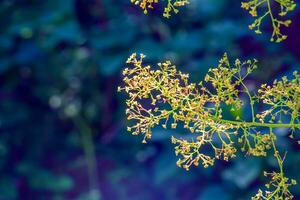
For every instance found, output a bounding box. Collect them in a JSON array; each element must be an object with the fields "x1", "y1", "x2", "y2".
[
  {"x1": 241, "y1": 0, "x2": 296, "y2": 42},
  {"x1": 130, "y1": 0, "x2": 158, "y2": 15},
  {"x1": 257, "y1": 72, "x2": 300, "y2": 127},
  {"x1": 239, "y1": 129, "x2": 274, "y2": 157},
  {"x1": 171, "y1": 136, "x2": 215, "y2": 170},
  {"x1": 119, "y1": 53, "x2": 254, "y2": 168},
  {"x1": 119, "y1": 53, "x2": 300, "y2": 199},
  {"x1": 204, "y1": 53, "x2": 257, "y2": 109},
  {"x1": 252, "y1": 171, "x2": 297, "y2": 200},
  {"x1": 130, "y1": 0, "x2": 189, "y2": 17},
  {"x1": 118, "y1": 53, "x2": 196, "y2": 142}
]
